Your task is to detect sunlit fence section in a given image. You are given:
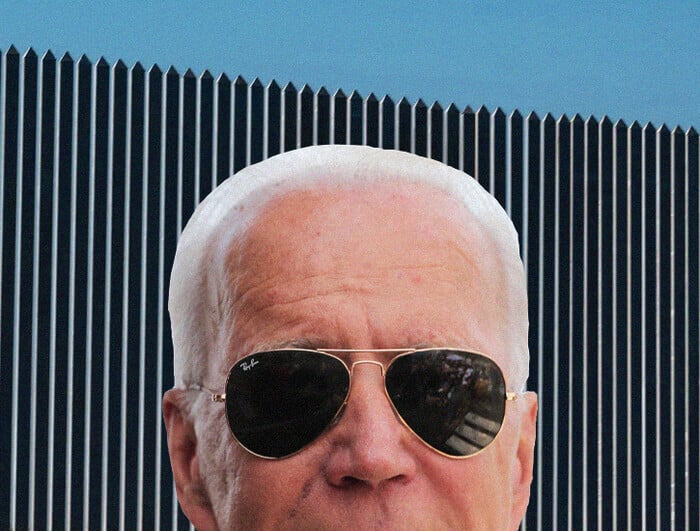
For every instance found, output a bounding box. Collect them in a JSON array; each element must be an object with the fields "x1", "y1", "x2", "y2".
[{"x1": 1, "y1": 46, "x2": 698, "y2": 530}]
